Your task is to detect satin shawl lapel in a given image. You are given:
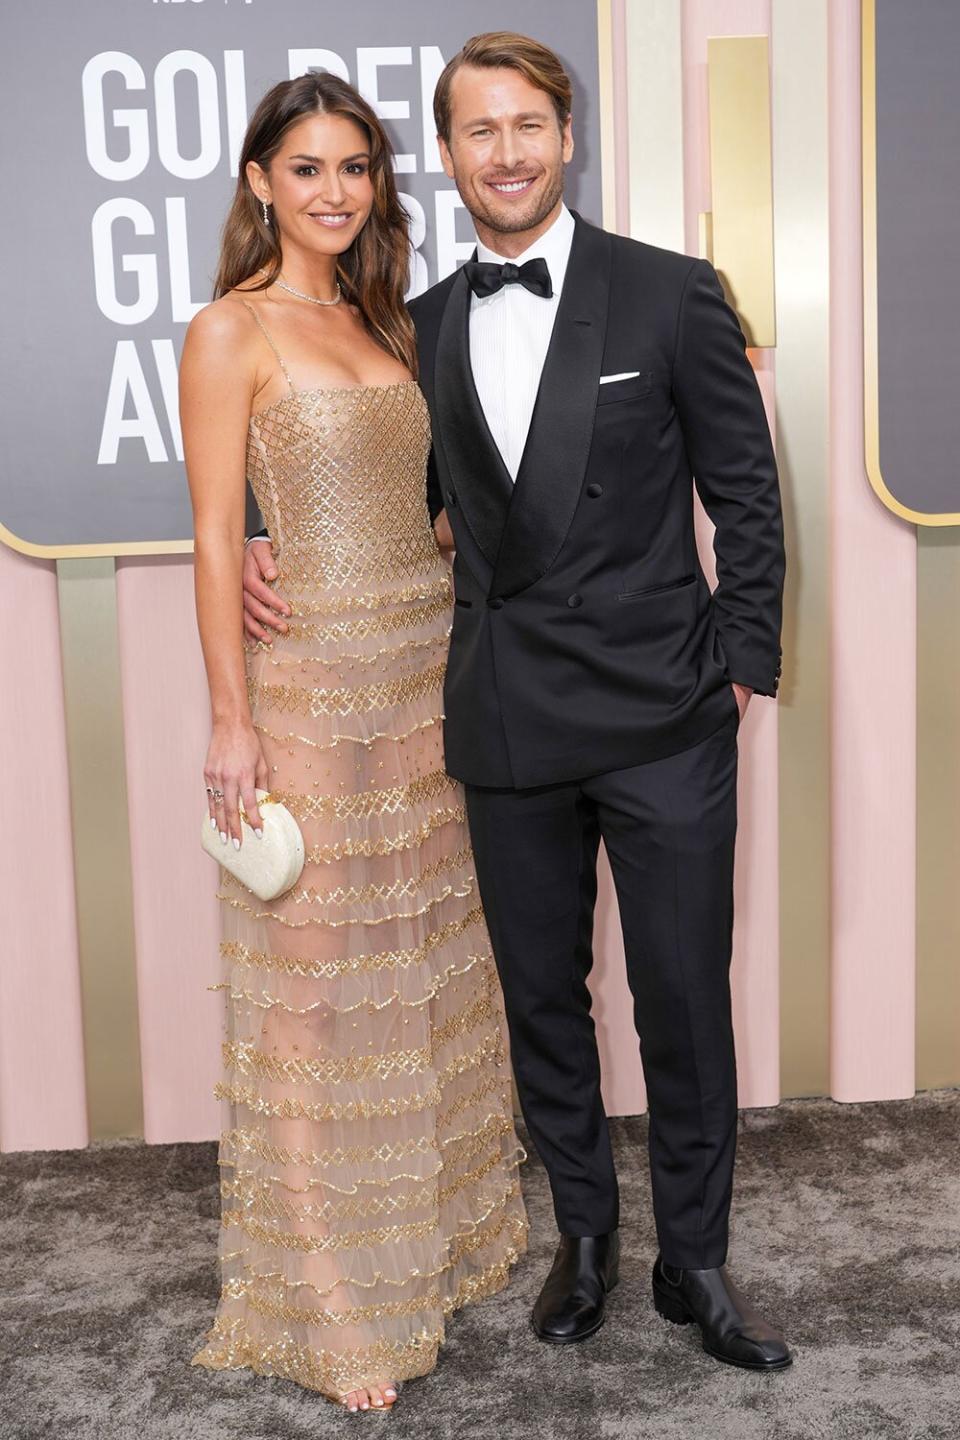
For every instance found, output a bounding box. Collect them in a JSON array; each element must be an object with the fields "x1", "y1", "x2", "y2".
[
  {"x1": 491, "y1": 216, "x2": 611, "y2": 599},
  {"x1": 434, "y1": 264, "x2": 515, "y2": 570}
]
